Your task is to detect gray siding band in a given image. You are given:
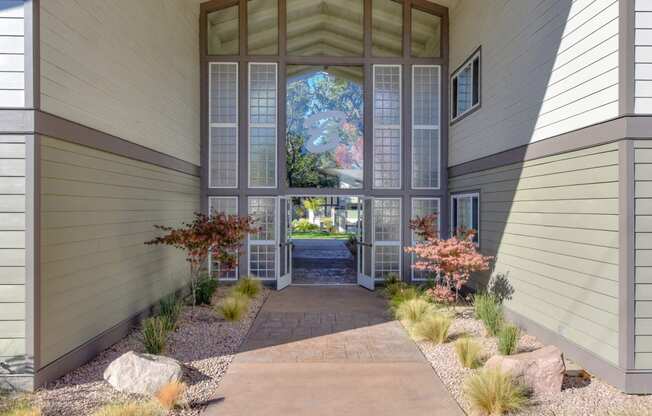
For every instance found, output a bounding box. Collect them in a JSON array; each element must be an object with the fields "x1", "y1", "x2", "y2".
[
  {"x1": 35, "y1": 111, "x2": 200, "y2": 177},
  {"x1": 448, "y1": 116, "x2": 652, "y2": 178}
]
